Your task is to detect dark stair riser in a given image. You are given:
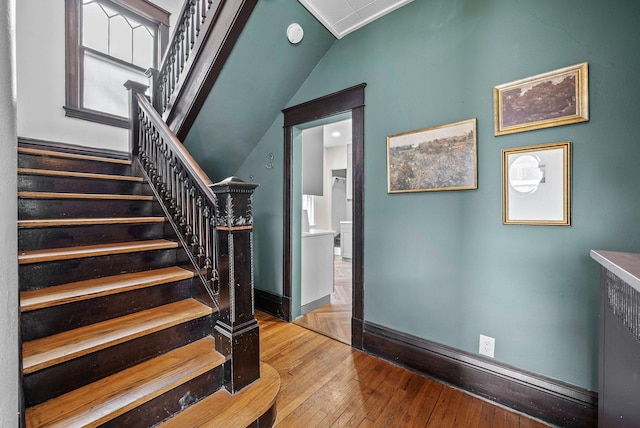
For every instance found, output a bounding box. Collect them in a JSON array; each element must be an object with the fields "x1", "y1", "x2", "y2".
[
  {"x1": 18, "y1": 198, "x2": 163, "y2": 219},
  {"x1": 18, "y1": 153, "x2": 132, "y2": 176},
  {"x1": 105, "y1": 367, "x2": 223, "y2": 428},
  {"x1": 18, "y1": 174, "x2": 152, "y2": 196},
  {"x1": 21, "y1": 278, "x2": 197, "y2": 342},
  {"x1": 20, "y1": 248, "x2": 180, "y2": 290},
  {"x1": 23, "y1": 316, "x2": 213, "y2": 407},
  {"x1": 253, "y1": 406, "x2": 278, "y2": 428},
  {"x1": 18, "y1": 222, "x2": 169, "y2": 252}
]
